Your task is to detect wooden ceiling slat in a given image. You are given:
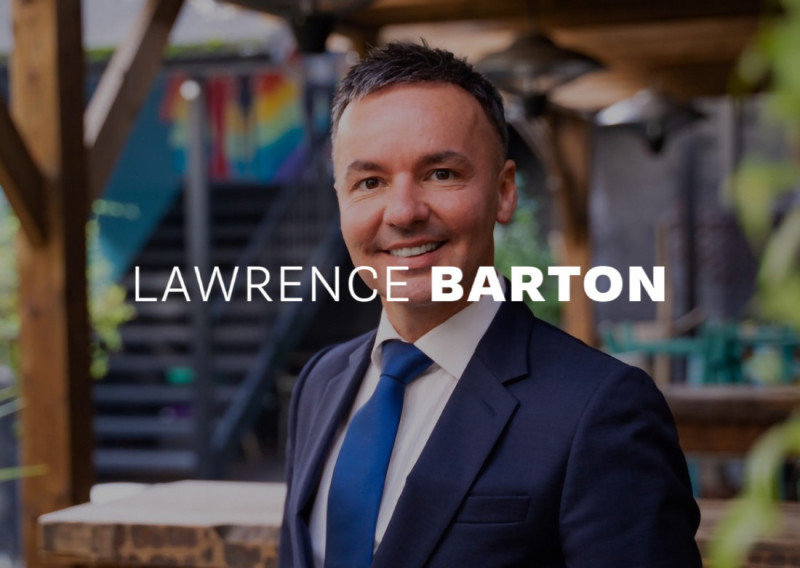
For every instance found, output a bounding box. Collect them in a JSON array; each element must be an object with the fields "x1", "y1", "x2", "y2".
[
  {"x1": 376, "y1": 11, "x2": 760, "y2": 107},
  {"x1": 553, "y1": 17, "x2": 759, "y2": 66},
  {"x1": 224, "y1": 0, "x2": 767, "y2": 105},
  {"x1": 344, "y1": 0, "x2": 765, "y2": 28}
]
